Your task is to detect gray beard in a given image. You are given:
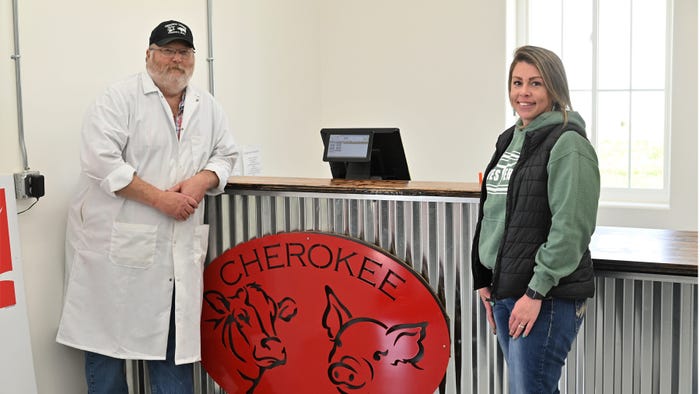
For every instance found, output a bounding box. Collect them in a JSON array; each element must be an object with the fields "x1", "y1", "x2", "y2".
[{"x1": 147, "y1": 67, "x2": 191, "y2": 96}]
